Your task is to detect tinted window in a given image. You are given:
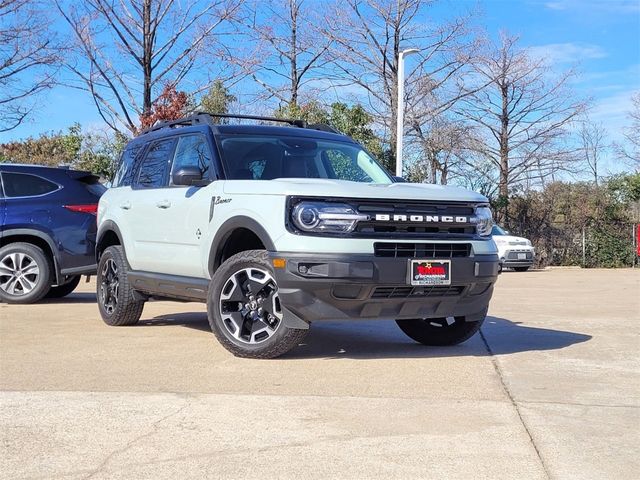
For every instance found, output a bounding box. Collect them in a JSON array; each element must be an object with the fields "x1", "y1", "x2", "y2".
[
  {"x1": 113, "y1": 145, "x2": 142, "y2": 187},
  {"x1": 136, "y1": 138, "x2": 175, "y2": 188},
  {"x1": 2, "y1": 172, "x2": 59, "y2": 197},
  {"x1": 218, "y1": 135, "x2": 392, "y2": 183},
  {"x1": 170, "y1": 135, "x2": 212, "y2": 183},
  {"x1": 81, "y1": 178, "x2": 107, "y2": 197},
  {"x1": 324, "y1": 149, "x2": 373, "y2": 182}
]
